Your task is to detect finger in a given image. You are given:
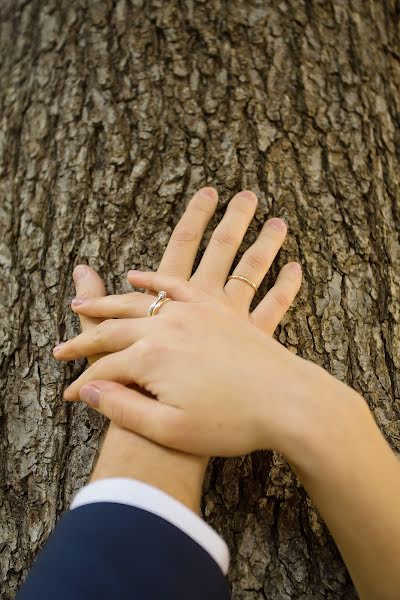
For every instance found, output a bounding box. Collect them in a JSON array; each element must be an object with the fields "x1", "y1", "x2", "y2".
[
  {"x1": 72, "y1": 265, "x2": 107, "y2": 365},
  {"x1": 224, "y1": 217, "x2": 288, "y2": 311},
  {"x1": 79, "y1": 381, "x2": 184, "y2": 450},
  {"x1": 71, "y1": 291, "x2": 151, "y2": 319},
  {"x1": 53, "y1": 317, "x2": 154, "y2": 361},
  {"x1": 250, "y1": 262, "x2": 302, "y2": 335},
  {"x1": 192, "y1": 190, "x2": 258, "y2": 290},
  {"x1": 157, "y1": 187, "x2": 218, "y2": 278},
  {"x1": 63, "y1": 346, "x2": 142, "y2": 401},
  {"x1": 73, "y1": 265, "x2": 107, "y2": 332},
  {"x1": 127, "y1": 270, "x2": 205, "y2": 303}
]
